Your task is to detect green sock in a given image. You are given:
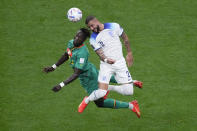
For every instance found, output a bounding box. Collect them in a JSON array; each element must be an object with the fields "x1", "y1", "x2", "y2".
[{"x1": 103, "y1": 98, "x2": 129, "y2": 109}]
